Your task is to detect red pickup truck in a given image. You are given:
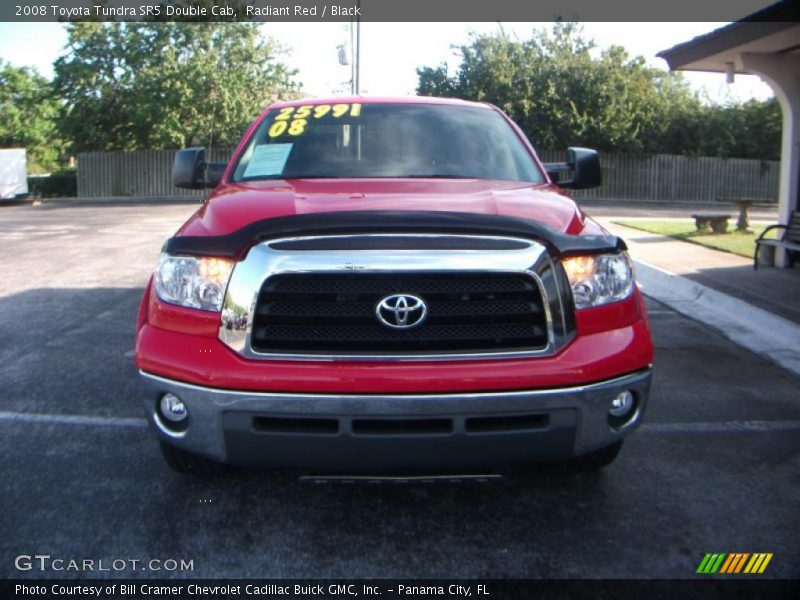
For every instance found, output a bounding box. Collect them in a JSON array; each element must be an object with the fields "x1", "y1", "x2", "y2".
[{"x1": 135, "y1": 97, "x2": 653, "y2": 475}]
